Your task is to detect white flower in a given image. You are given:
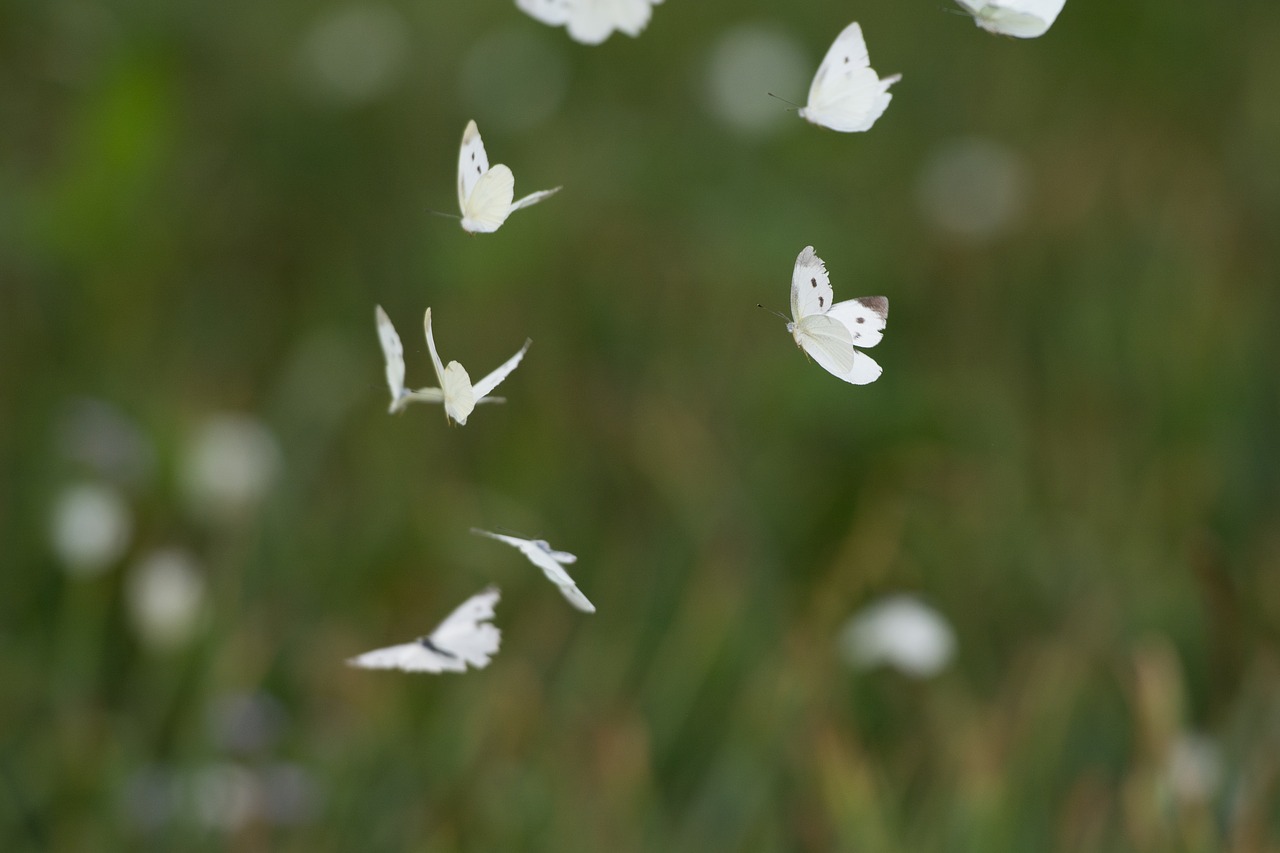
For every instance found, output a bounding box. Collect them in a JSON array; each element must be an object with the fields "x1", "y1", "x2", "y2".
[
  {"x1": 126, "y1": 549, "x2": 206, "y2": 651},
  {"x1": 916, "y1": 137, "x2": 1028, "y2": 243},
  {"x1": 49, "y1": 482, "x2": 132, "y2": 576},
  {"x1": 1165, "y1": 733, "x2": 1223, "y2": 805},
  {"x1": 839, "y1": 595, "x2": 956, "y2": 678},
  {"x1": 181, "y1": 415, "x2": 281, "y2": 521}
]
